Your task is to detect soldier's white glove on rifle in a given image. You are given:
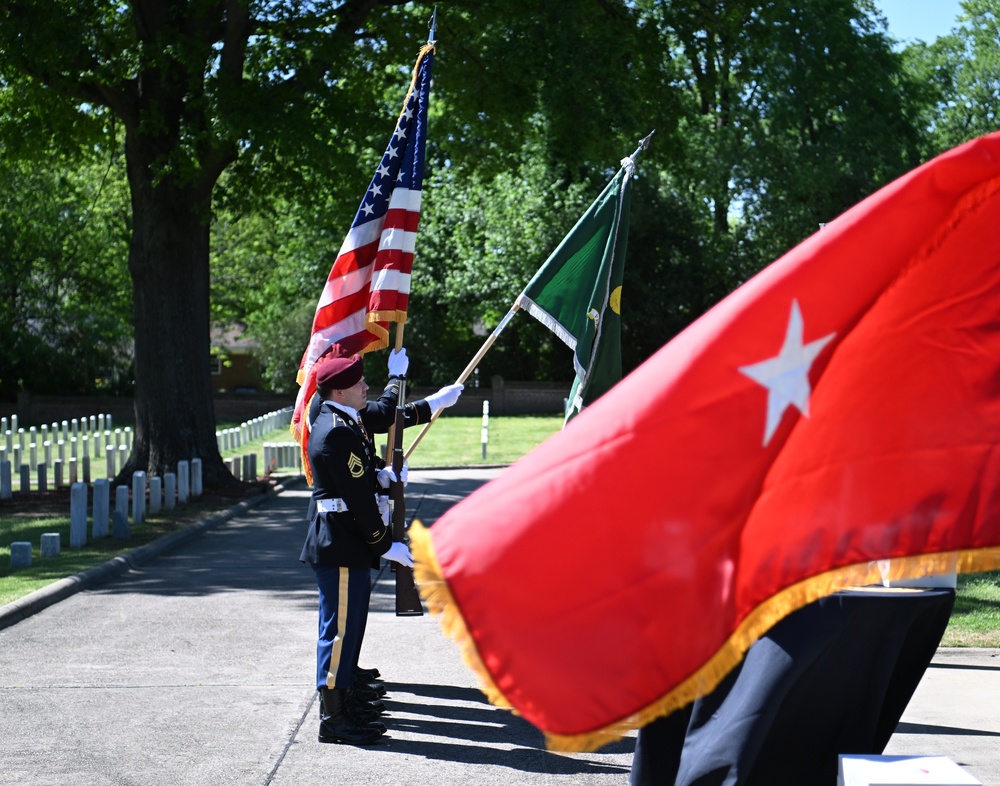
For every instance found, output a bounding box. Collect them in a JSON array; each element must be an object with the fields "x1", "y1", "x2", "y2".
[
  {"x1": 388, "y1": 347, "x2": 409, "y2": 377},
  {"x1": 426, "y1": 383, "x2": 464, "y2": 416},
  {"x1": 376, "y1": 460, "x2": 408, "y2": 488},
  {"x1": 384, "y1": 541, "x2": 414, "y2": 568},
  {"x1": 377, "y1": 496, "x2": 391, "y2": 527}
]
